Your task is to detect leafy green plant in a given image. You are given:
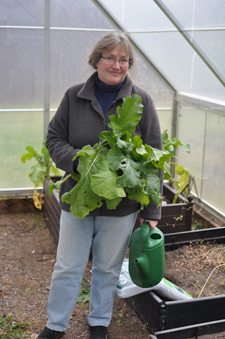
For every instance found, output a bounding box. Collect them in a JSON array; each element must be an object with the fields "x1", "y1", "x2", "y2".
[
  {"x1": 21, "y1": 141, "x2": 60, "y2": 209},
  {"x1": 192, "y1": 221, "x2": 203, "y2": 230},
  {"x1": 50, "y1": 94, "x2": 171, "y2": 219},
  {"x1": 77, "y1": 275, "x2": 90, "y2": 304},
  {"x1": 162, "y1": 130, "x2": 190, "y2": 203},
  {"x1": 0, "y1": 315, "x2": 29, "y2": 338},
  {"x1": 49, "y1": 96, "x2": 191, "y2": 217}
]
